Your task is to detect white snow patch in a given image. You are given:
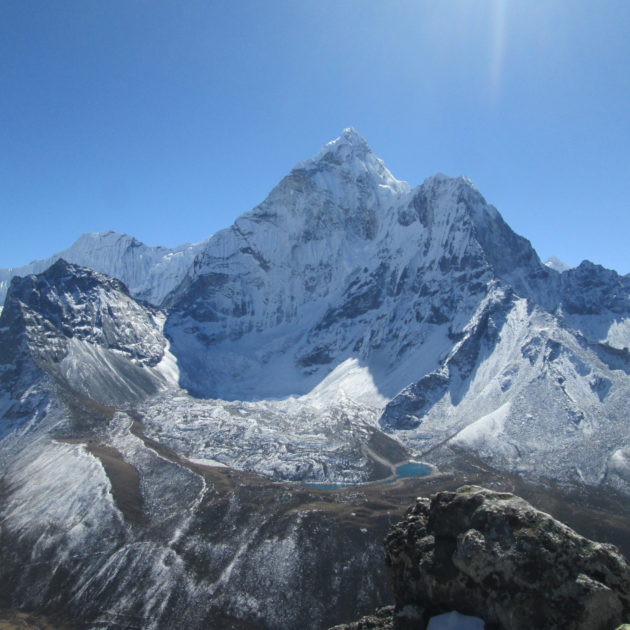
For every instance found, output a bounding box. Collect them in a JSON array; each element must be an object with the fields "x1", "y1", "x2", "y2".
[
  {"x1": 188, "y1": 457, "x2": 228, "y2": 468},
  {"x1": 452, "y1": 403, "x2": 512, "y2": 448},
  {"x1": 2, "y1": 440, "x2": 122, "y2": 534},
  {"x1": 301, "y1": 358, "x2": 387, "y2": 408},
  {"x1": 609, "y1": 449, "x2": 630, "y2": 475},
  {"x1": 604, "y1": 318, "x2": 630, "y2": 350},
  {"x1": 155, "y1": 336, "x2": 180, "y2": 386},
  {"x1": 544, "y1": 256, "x2": 572, "y2": 272}
]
